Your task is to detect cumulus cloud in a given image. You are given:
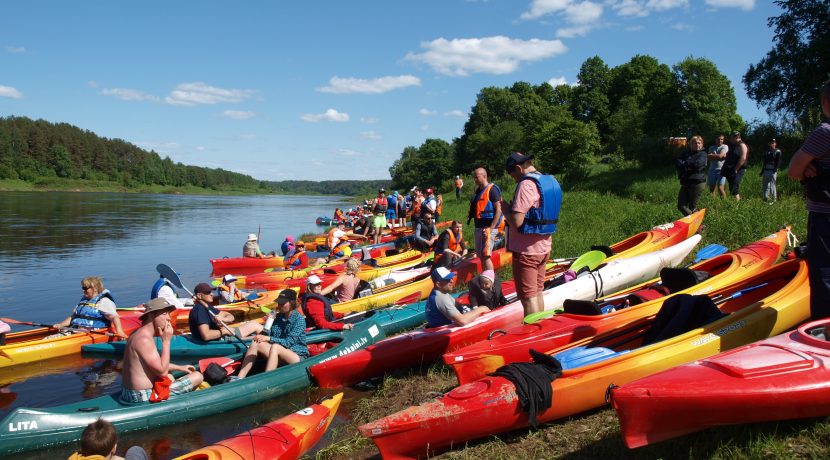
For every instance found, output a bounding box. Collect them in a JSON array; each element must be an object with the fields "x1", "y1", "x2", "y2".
[
  {"x1": 520, "y1": 0, "x2": 571, "y2": 20},
  {"x1": 101, "y1": 88, "x2": 160, "y2": 102},
  {"x1": 406, "y1": 36, "x2": 567, "y2": 76},
  {"x1": 6, "y1": 46, "x2": 25, "y2": 53},
  {"x1": 557, "y1": 25, "x2": 593, "y2": 38},
  {"x1": 300, "y1": 108, "x2": 350, "y2": 123},
  {"x1": 548, "y1": 76, "x2": 569, "y2": 86},
  {"x1": 361, "y1": 130, "x2": 381, "y2": 140},
  {"x1": 611, "y1": 0, "x2": 689, "y2": 17},
  {"x1": 0, "y1": 85, "x2": 23, "y2": 99},
  {"x1": 521, "y1": 1, "x2": 603, "y2": 37},
  {"x1": 222, "y1": 110, "x2": 256, "y2": 119},
  {"x1": 704, "y1": 0, "x2": 754, "y2": 10},
  {"x1": 444, "y1": 110, "x2": 467, "y2": 118},
  {"x1": 165, "y1": 82, "x2": 254, "y2": 106},
  {"x1": 317, "y1": 75, "x2": 421, "y2": 94},
  {"x1": 361, "y1": 116, "x2": 380, "y2": 124},
  {"x1": 419, "y1": 108, "x2": 437, "y2": 116}
]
